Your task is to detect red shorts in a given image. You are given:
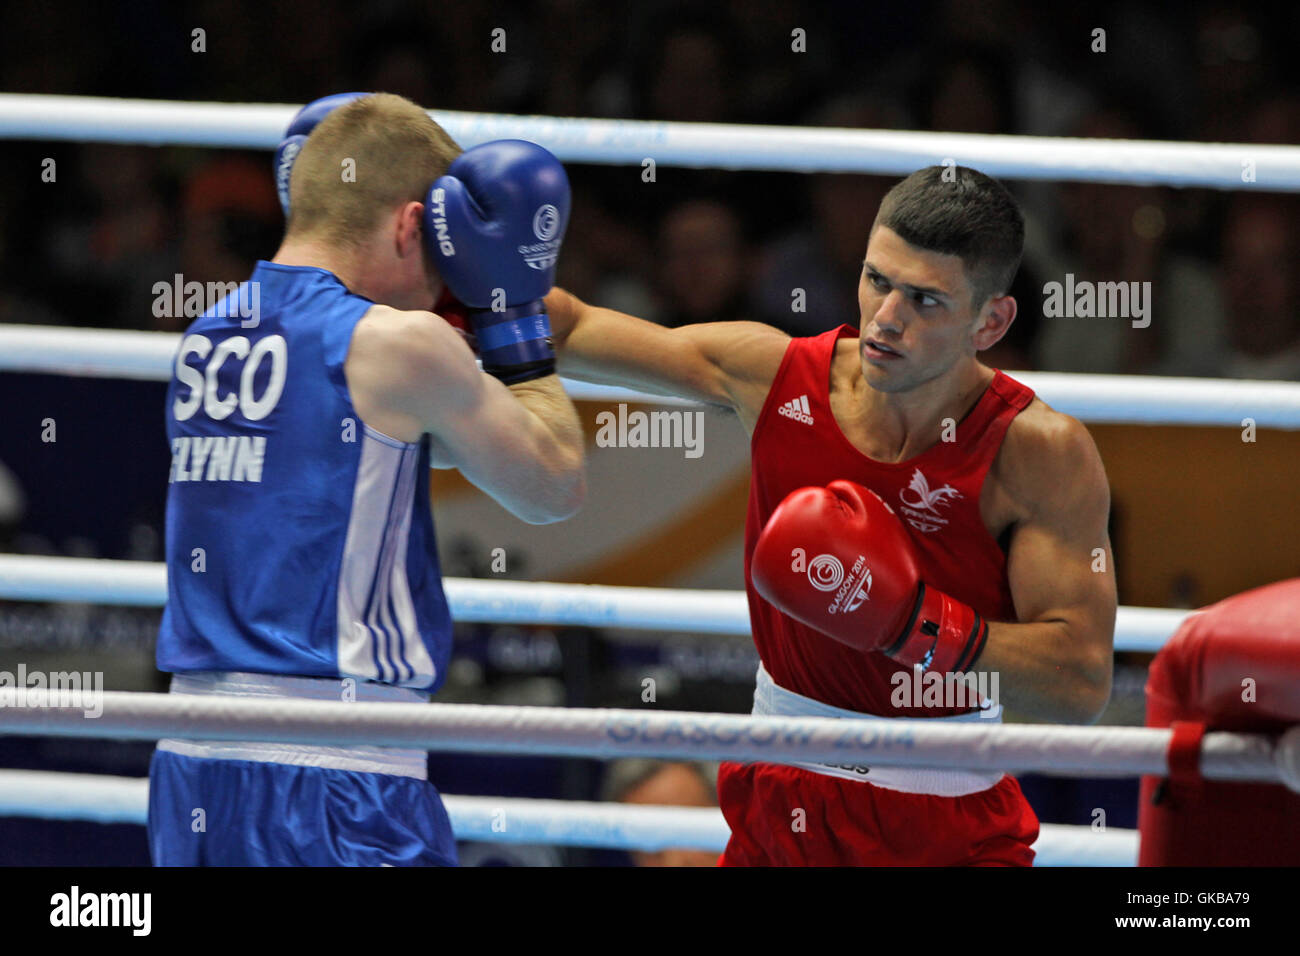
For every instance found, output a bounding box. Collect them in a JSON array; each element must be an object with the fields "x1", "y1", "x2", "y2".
[{"x1": 717, "y1": 761, "x2": 1039, "y2": 866}]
